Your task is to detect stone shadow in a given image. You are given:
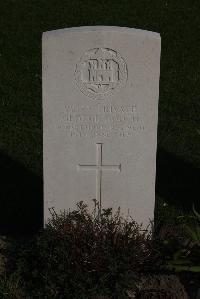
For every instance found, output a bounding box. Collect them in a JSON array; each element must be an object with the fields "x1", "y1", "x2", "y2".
[
  {"x1": 156, "y1": 147, "x2": 200, "y2": 211},
  {"x1": 0, "y1": 147, "x2": 199, "y2": 234},
  {"x1": 0, "y1": 151, "x2": 43, "y2": 235}
]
